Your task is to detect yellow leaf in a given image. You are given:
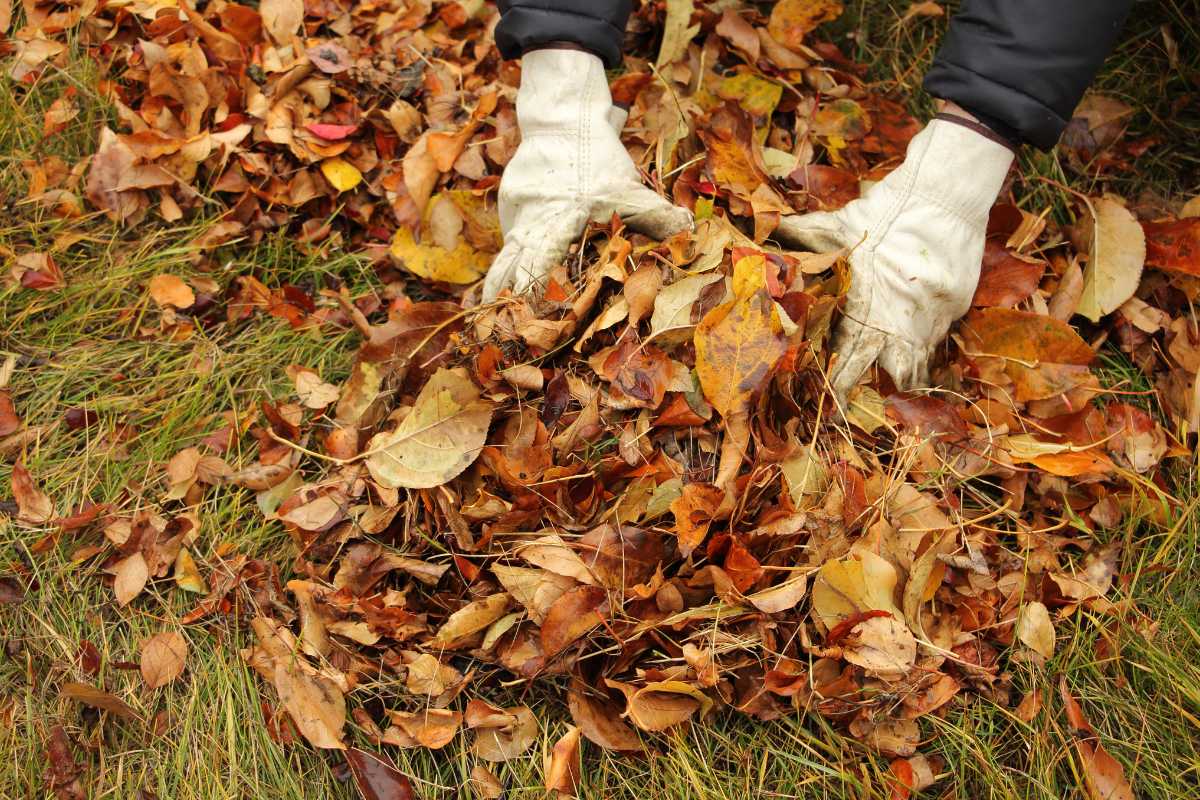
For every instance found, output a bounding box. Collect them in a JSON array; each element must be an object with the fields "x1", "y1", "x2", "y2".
[
  {"x1": 694, "y1": 253, "x2": 785, "y2": 418},
  {"x1": 320, "y1": 157, "x2": 362, "y2": 192},
  {"x1": 391, "y1": 222, "x2": 491, "y2": 285}
]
